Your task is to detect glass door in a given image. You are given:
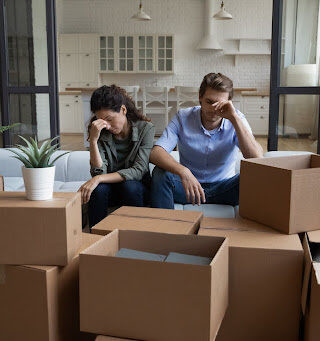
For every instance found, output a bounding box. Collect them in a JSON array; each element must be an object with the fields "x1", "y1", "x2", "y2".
[
  {"x1": 0, "y1": 0, "x2": 59, "y2": 147},
  {"x1": 269, "y1": 0, "x2": 320, "y2": 153}
]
